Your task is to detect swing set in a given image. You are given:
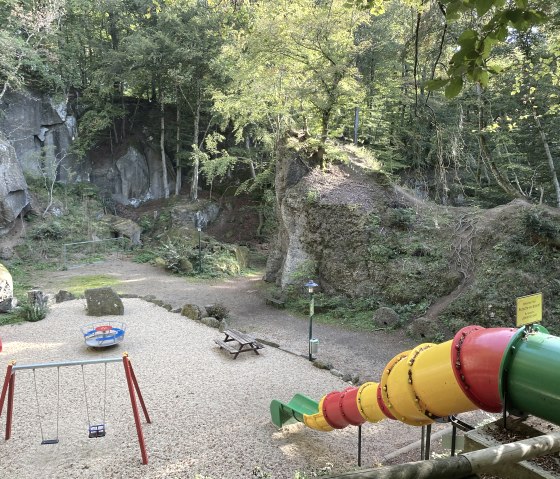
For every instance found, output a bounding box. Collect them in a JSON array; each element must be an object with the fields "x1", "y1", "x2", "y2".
[{"x1": 0, "y1": 353, "x2": 151, "y2": 465}]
